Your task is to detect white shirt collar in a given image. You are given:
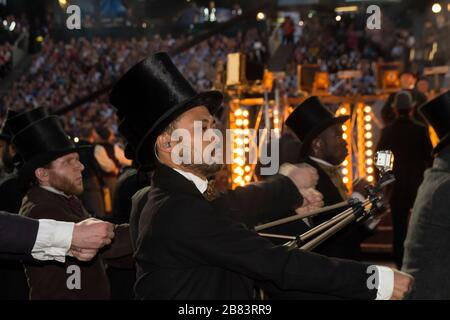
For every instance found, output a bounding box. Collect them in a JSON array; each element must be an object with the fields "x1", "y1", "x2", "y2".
[
  {"x1": 309, "y1": 156, "x2": 335, "y2": 168},
  {"x1": 40, "y1": 185, "x2": 70, "y2": 198},
  {"x1": 172, "y1": 168, "x2": 209, "y2": 194}
]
